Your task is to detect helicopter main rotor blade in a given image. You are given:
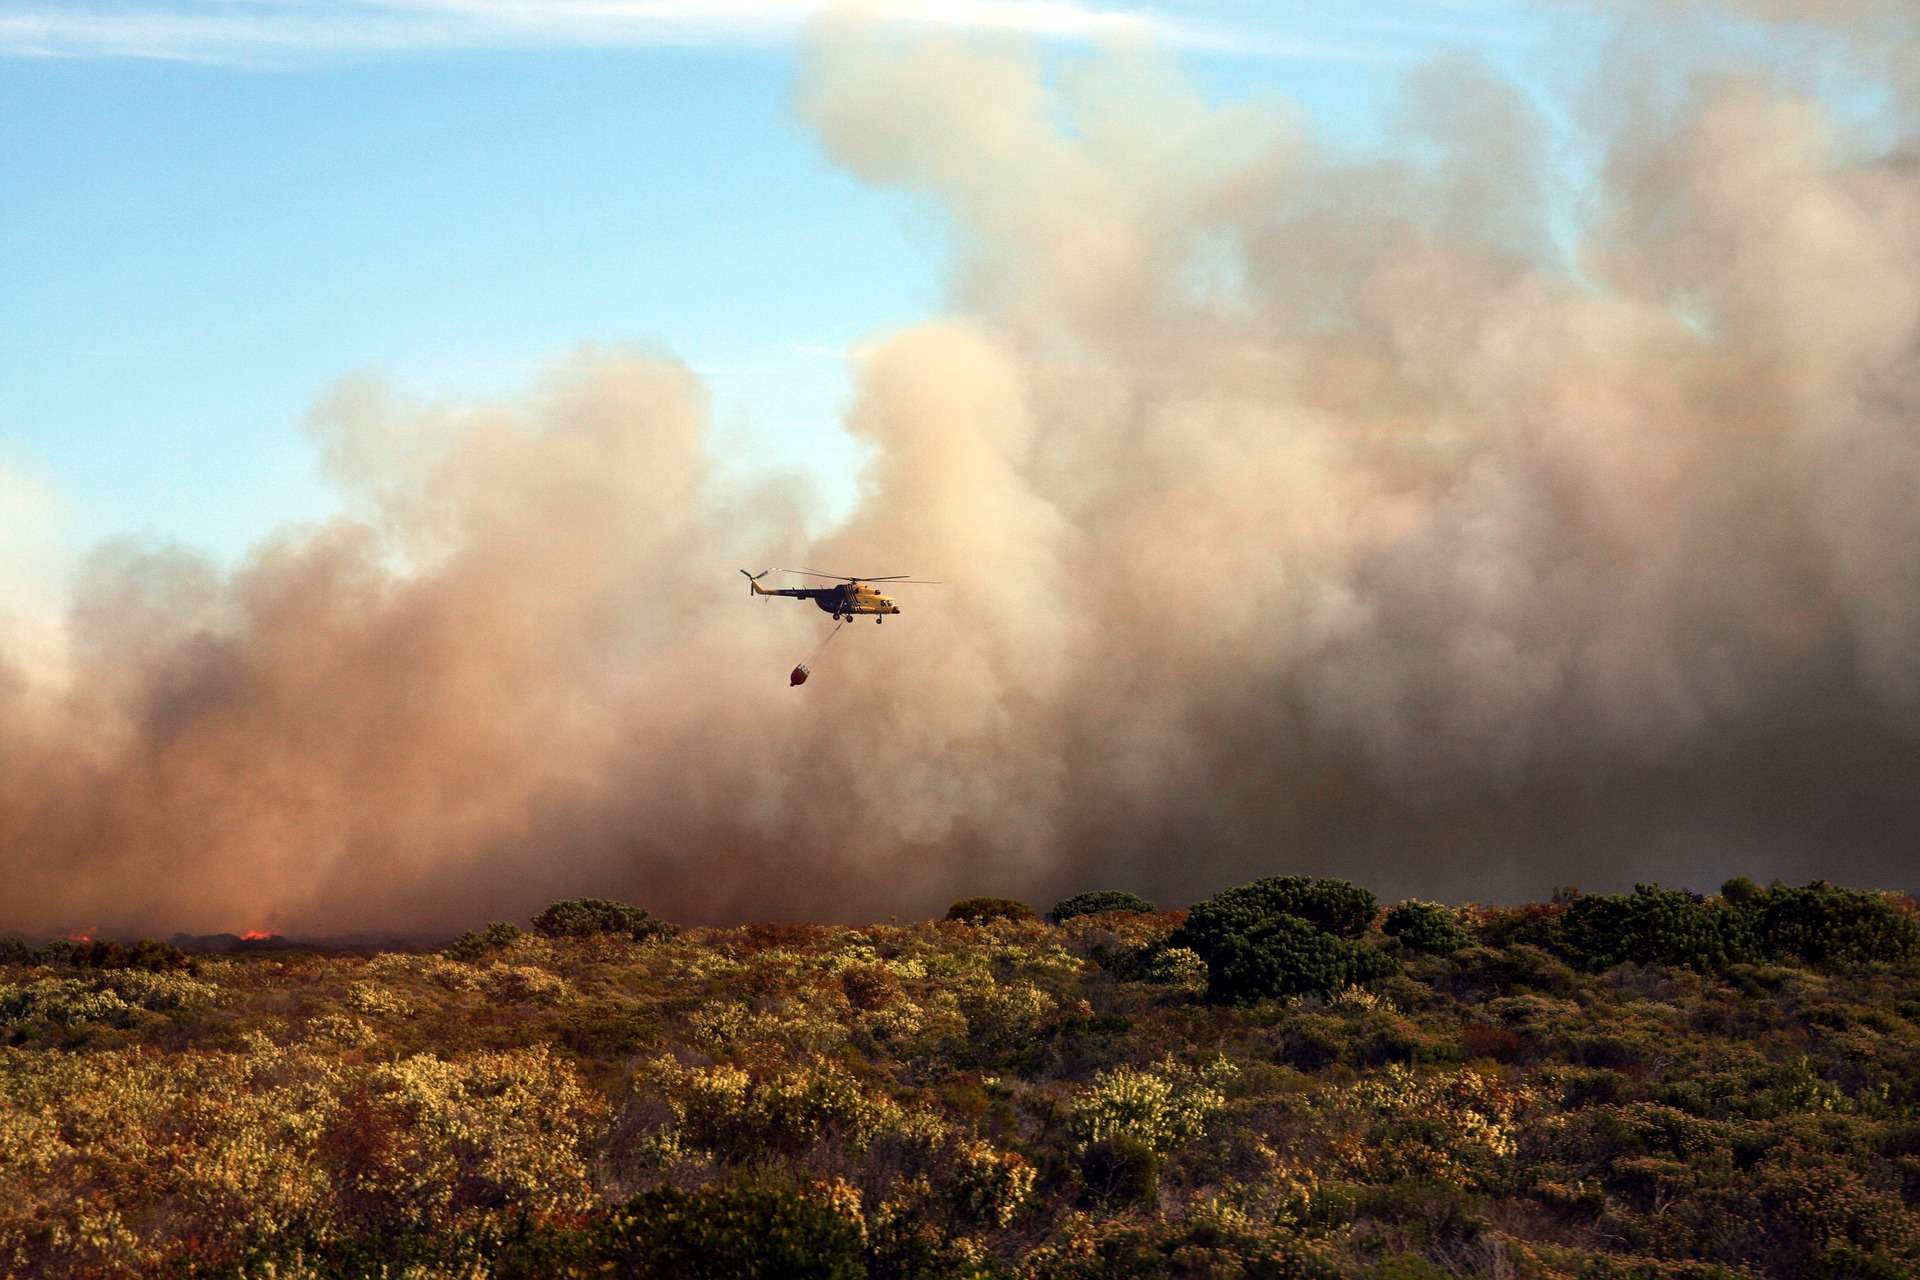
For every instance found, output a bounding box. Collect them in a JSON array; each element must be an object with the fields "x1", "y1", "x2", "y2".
[
  {"x1": 775, "y1": 567, "x2": 858, "y2": 582},
  {"x1": 772, "y1": 568, "x2": 943, "y2": 584}
]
